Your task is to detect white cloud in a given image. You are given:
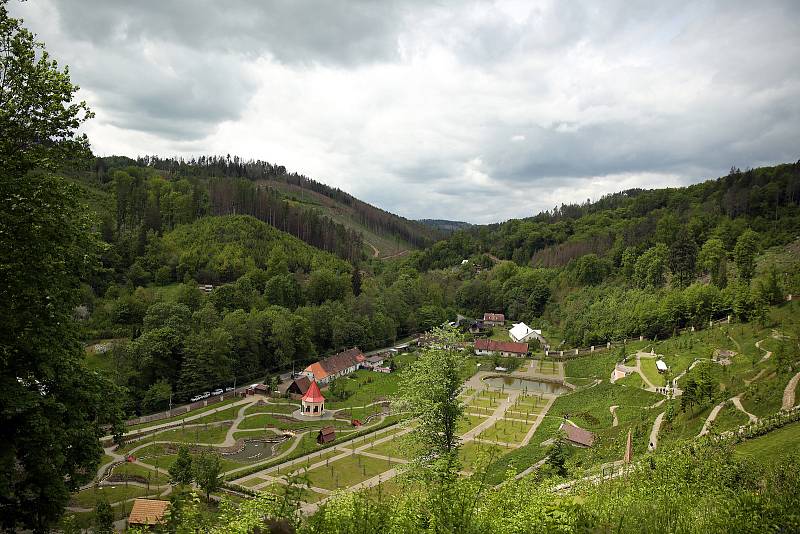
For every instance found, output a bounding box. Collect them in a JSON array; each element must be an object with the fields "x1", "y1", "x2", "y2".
[{"x1": 11, "y1": 0, "x2": 800, "y2": 223}]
